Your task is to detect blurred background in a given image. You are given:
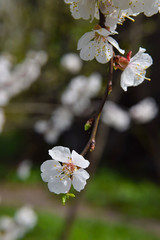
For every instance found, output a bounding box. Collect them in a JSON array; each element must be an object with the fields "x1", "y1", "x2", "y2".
[{"x1": 0, "y1": 1, "x2": 160, "y2": 240}]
